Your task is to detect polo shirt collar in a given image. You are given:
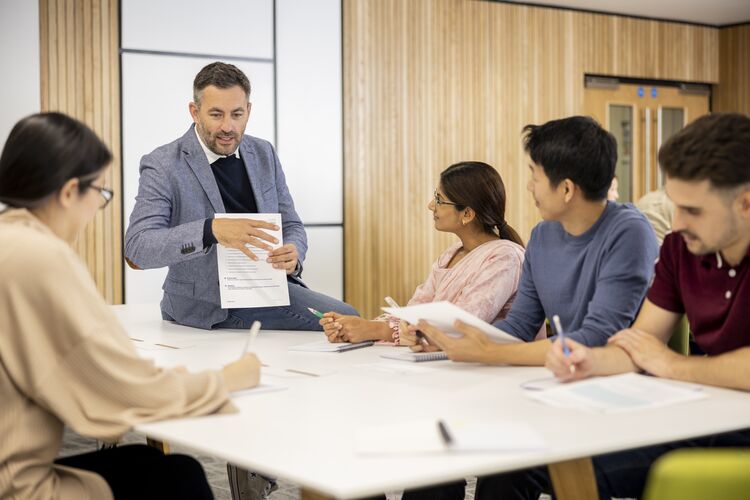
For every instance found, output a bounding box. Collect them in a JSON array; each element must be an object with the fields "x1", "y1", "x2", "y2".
[
  {"x1": 698, "y1": 245, "x2": 750, "y2": 269},
  {"x1": 194, "y1": 126, "x2": 240, "y2": 165}
]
